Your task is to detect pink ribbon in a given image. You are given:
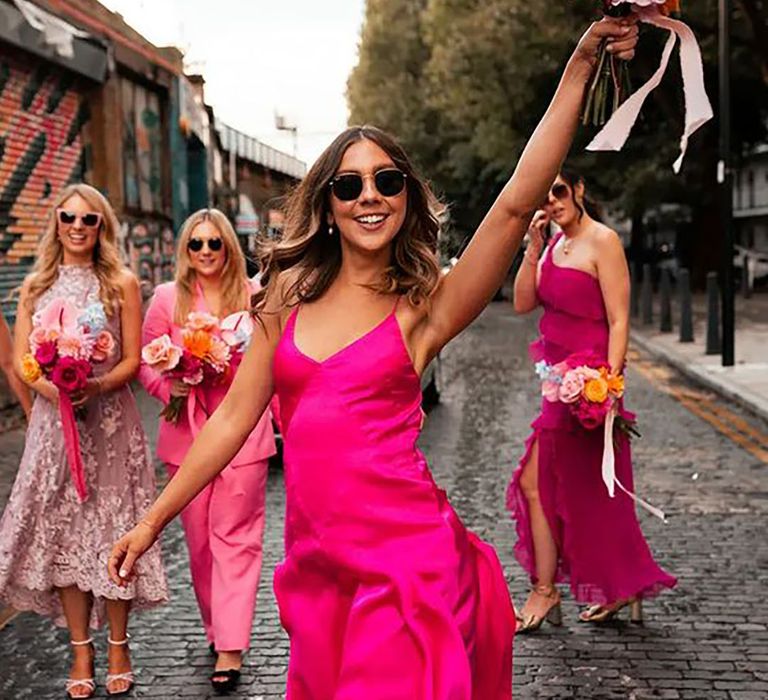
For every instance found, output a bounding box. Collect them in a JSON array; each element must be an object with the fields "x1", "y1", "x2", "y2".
[
  {"x1": 587, "y1": 8, "x2": 713, "y2": 173},
  {"x1": 186, "y1": 386, "x2": 206, "y2": 437},
  {"x1": 59, "y1": 392, "x2": 88, "y2": 503},
  {"x1": 601, "y1": 402, "x2": 667, "y2": 521}
]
